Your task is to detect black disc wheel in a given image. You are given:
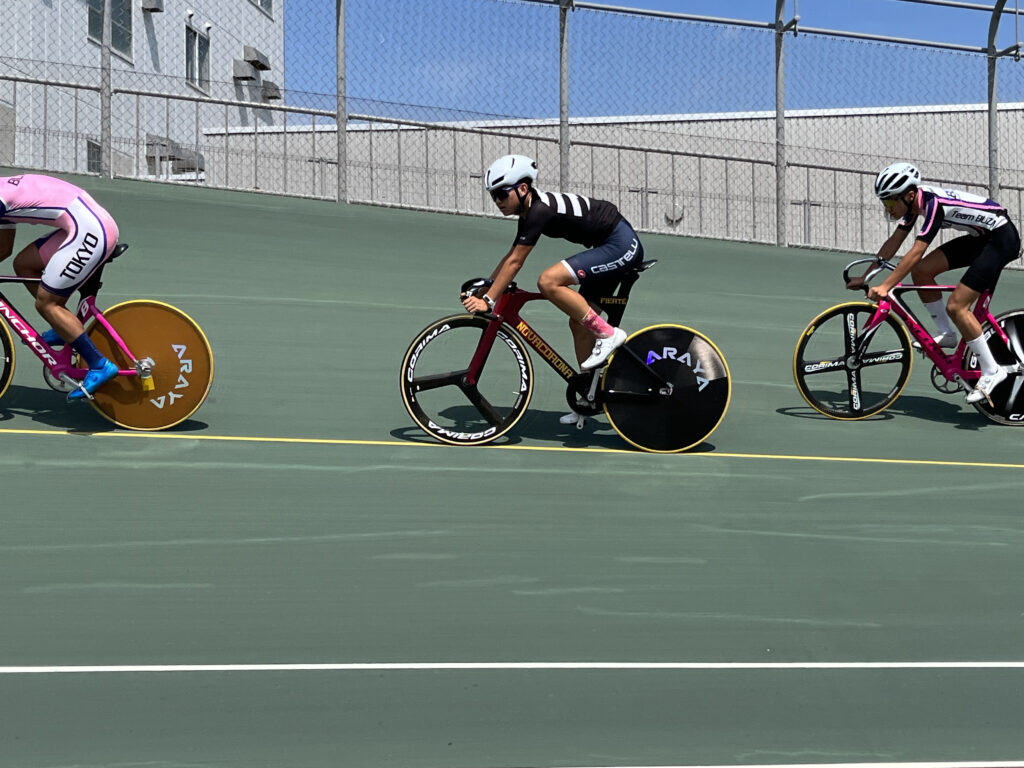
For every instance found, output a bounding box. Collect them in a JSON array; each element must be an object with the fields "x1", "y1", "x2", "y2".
[
  {"x1": 600, "y1": 324, "x2": 730, "y2": 452},
  {"x1": 963, "y1": 308, "x2": 1024, "y2": 425}
]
